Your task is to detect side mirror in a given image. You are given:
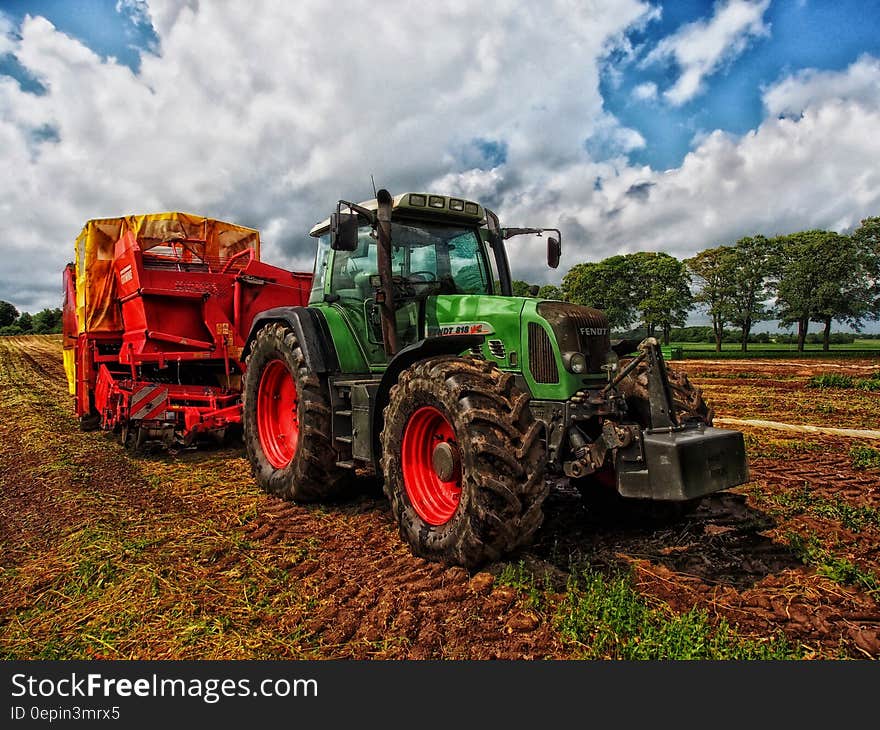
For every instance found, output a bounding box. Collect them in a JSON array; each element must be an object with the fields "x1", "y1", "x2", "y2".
[
  {"x1": 547, "y1": 236, "x2": 561, "y2": 269},
  {"x1": 330, "y1": 211, "x2": 360, "y2": 251}
]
